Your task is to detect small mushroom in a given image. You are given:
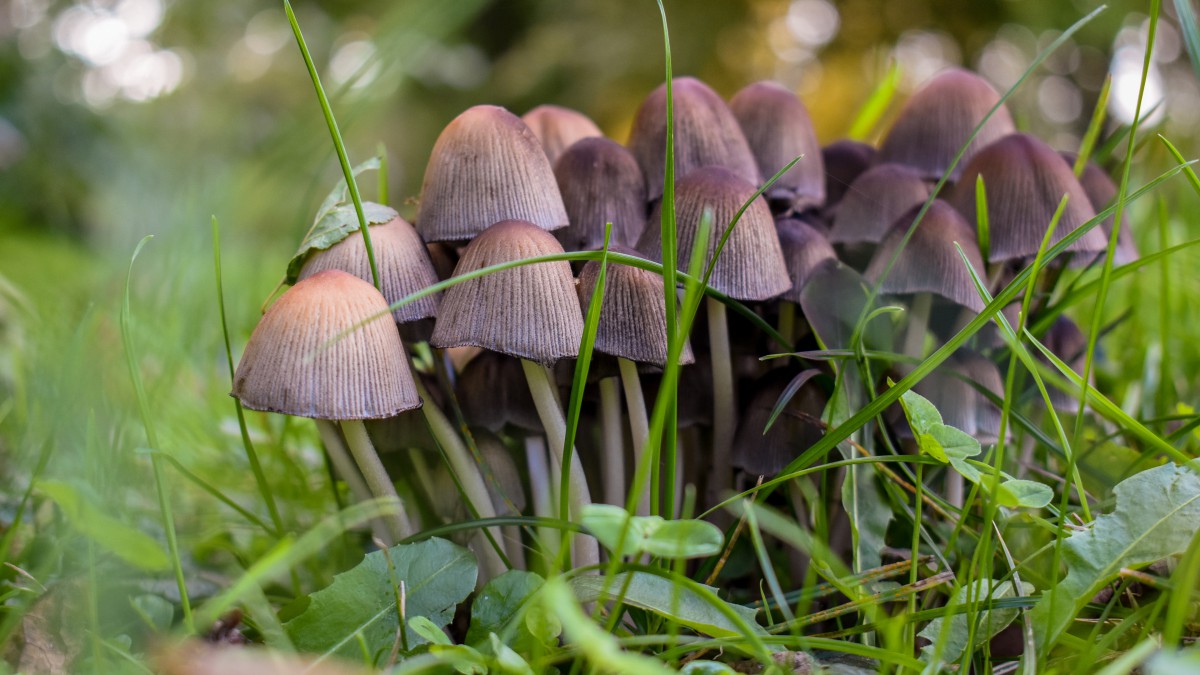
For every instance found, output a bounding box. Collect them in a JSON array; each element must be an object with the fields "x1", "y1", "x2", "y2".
[
  {"x1": 553, "y1": 137, "x2": 648, "y2": 251},
  {"x1": 522, "y1": 104, "x2": 604, "y2": 165}
]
